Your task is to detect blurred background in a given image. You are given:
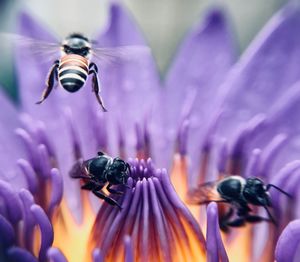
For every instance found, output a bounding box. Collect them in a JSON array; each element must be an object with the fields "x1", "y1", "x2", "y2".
[{"x1": 0, "y1": 0, "x2": 288, "y2": 100}]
